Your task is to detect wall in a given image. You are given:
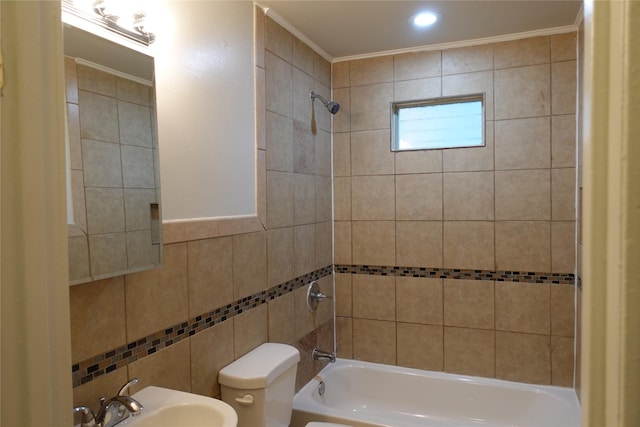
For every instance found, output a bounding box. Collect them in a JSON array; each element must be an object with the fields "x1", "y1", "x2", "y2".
[
  {"x1": 69, "y1": 7, "x2": 334, "y2": 409},
  {"x1": 154, "y1": 1, "x2": 256, "y2": 220},
  {"x1": 332, "y1": 33, "x2": 577, "y2": 386}
]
